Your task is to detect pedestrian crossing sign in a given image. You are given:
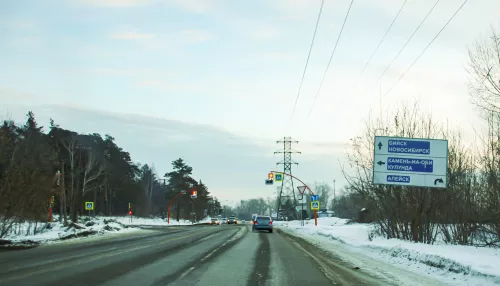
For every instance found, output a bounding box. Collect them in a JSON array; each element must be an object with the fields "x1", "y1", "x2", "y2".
[
  {"x1": 275, "y1": 173, "x2": 283, "y2": 182},
  {"x1": 85, "y1": 202, "x2": 94, "y2": 211},
  {"x1": 310, "y1": 201, "x2": 320, "y2": 210}
]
